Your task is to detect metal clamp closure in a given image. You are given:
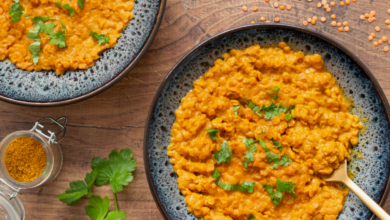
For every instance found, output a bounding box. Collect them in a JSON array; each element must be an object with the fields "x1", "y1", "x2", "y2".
[
  {"x1": 0, "y1": 178, "x2": 20, "y2": 200},
  {"x1": 30, "y1": 117, "x2": 67, "y2": 145}
]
